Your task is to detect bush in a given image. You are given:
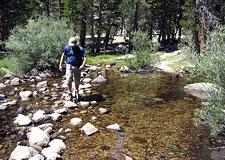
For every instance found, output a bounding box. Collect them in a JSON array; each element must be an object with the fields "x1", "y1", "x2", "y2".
[
  {"x1": 191, "y1": 24, "x2": 225, "y2": 137},
  {"x1": 6, "y1": 16, "x2": 74, "y2": 72},
  {"x1": 127, "y1": 31, "x2": 159, "y2": 69},
  {"x1": 0, "y1": 55, "x2": 22, "y2": 73}
]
